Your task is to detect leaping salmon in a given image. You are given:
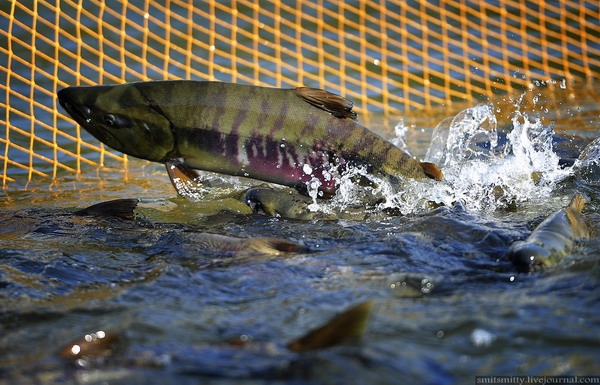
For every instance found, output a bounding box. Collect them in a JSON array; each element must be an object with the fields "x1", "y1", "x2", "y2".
[{"x1": 58, "y1": 81, "x2": 442, "y2": 198}]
